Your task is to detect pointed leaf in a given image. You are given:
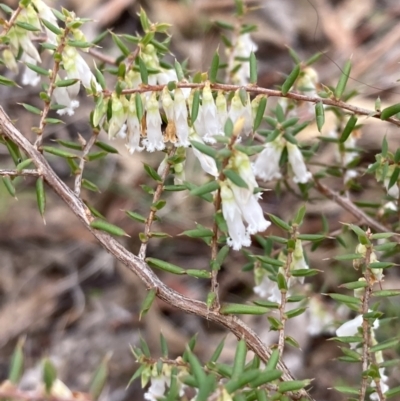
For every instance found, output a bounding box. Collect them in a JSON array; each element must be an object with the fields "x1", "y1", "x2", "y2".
[
  {"x1": 249, "y1": 51, "x2": 257, "y2": 84},
  {"x1": 140, "y1": 288, "x2": 157, "y2": 320},
  {"x1": 334, "y1": 60, "x2": 351, "y2": 99},
  {"x1": 209, "y1": 51, "x2": 219, "y2": 83},
  {"x1": 339, "y1": 114, "x2": 358, "y2": 143},
  {"x1": 281, "y1": 64, "x2": 300, "y2": 95},
  {"x1": 90, "y1": 219, "x2": 129, "y2": 236}
]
